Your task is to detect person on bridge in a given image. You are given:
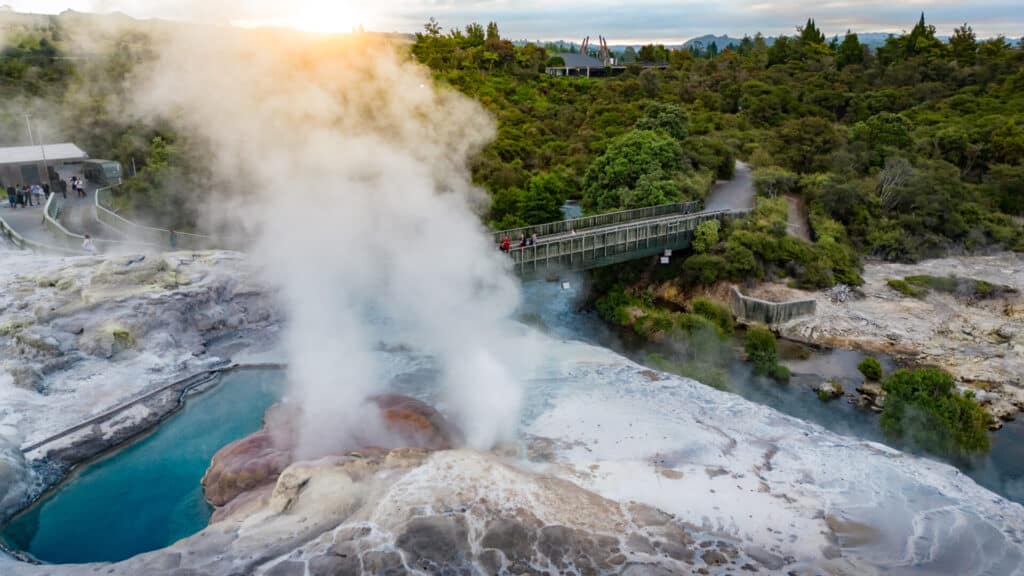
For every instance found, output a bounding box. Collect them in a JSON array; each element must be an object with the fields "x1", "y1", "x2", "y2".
[
  {"x1": 6, "y1": 185, "x2": 14, "y2": 209},
  {"x1": 500, "y1": 234, "x2": 510, "y2": 252},
  {"x1": 519, "y1": 234, "x2": 527, "y2": 248},
  {"x1": 531, "y1": 233, "x2": 538, "y2": 245},
  {"x1": 82, "y1": 235, "x2": 96, "y2": 254}
]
